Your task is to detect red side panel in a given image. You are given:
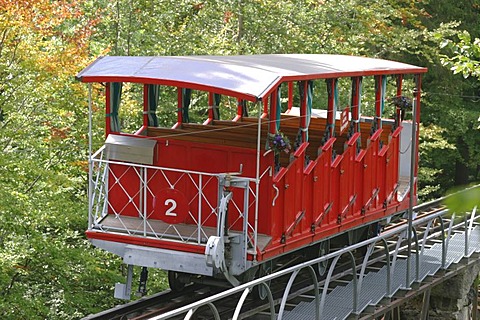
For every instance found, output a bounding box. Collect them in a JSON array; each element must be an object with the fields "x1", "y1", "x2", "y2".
[
  {"x1": 313, "y1": 138, "x2": 335, "y2": 226},
  {"x1": 378, "y1": 145, "x2": 389, "y2": 207},
  {"x1": 100, "y1": 119, "x2": 412, "y2": 263},
  {"x1": 109, "y1": 164, "x2": 141, "y2": 217},
  {"x1": 106, "y1": 136, "x2": 273, "y2": 237}
]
